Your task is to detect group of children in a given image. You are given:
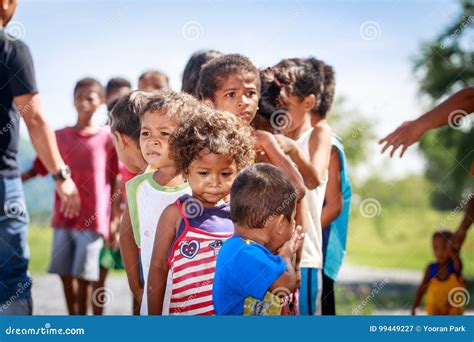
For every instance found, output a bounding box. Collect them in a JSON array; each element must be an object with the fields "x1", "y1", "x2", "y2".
[{"x1": 26, "y1": 50, "x2": 471, "y2": 316}]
